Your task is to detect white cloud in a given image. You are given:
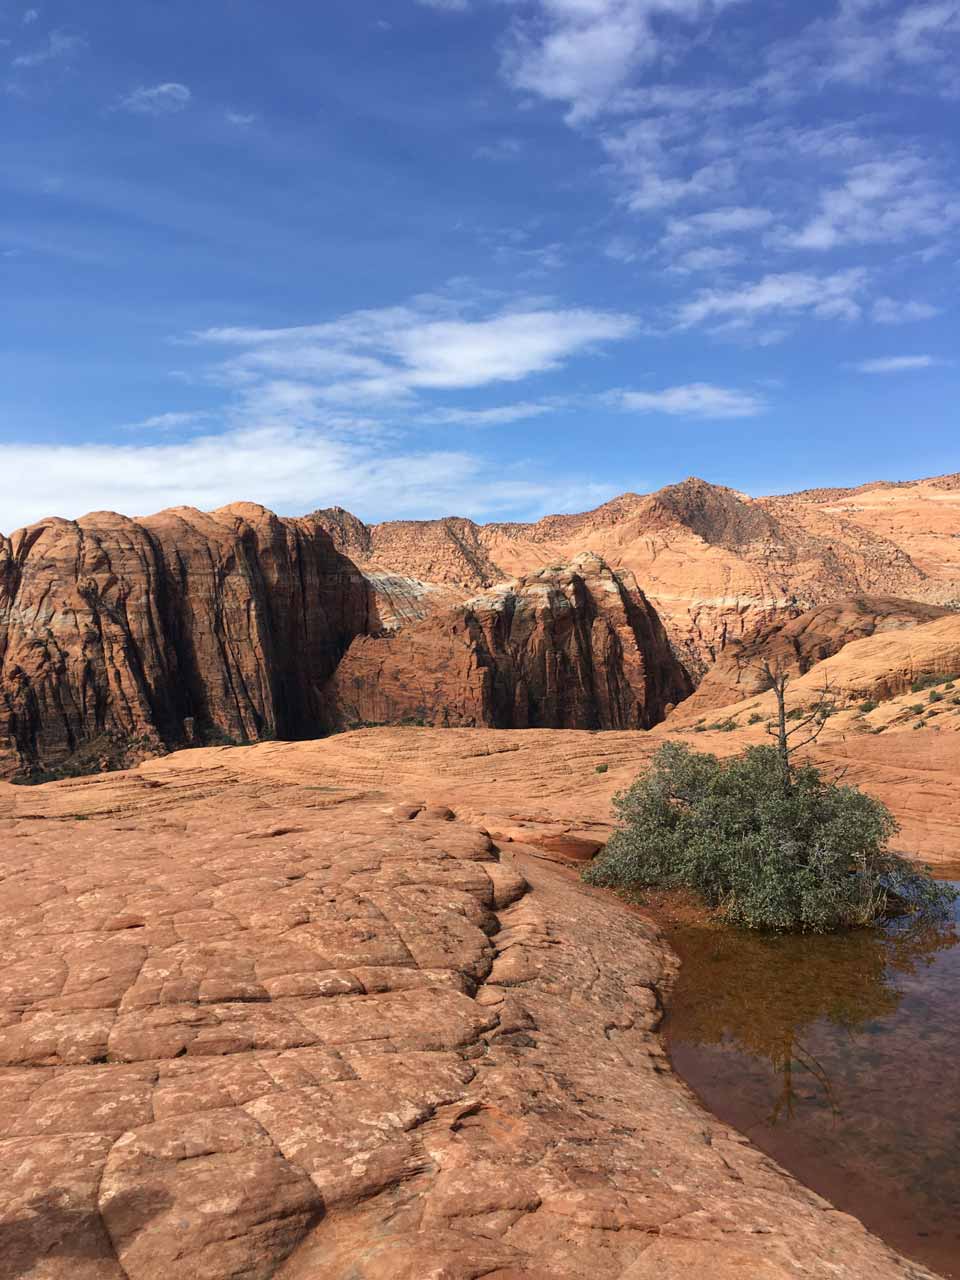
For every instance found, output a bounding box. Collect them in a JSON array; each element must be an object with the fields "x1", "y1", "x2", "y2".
[
  {"x1": 501, "y1": 0, "x2": 744, "y2": 123},
  {"x1": 853, "y1": 354, "x2": 941, "y2": 373},
  {"x1": 601, "y1": 118, "x2": 737, "y2": 211},
  {"x1": 420, "y1": 402, "x2": 554, "y2": 426},
  {"x1": 22, "y1": 8, "x2": 40, "y2": 24},
  {"x1": 225, "y1": 111, "x2": 256, "y2": 127},
  {"x1": 611, "y1": 383, "x2": 766, "y2": 418},
  {"x1": 12, "y1": 27, "x2": 85, "y2": 67},
  {"x1": 122, "y1": 411, "x2": 213, "y2": 431},
  {"x1": 676, "y1": 269, "x2": 869, "y2": 330},
  {"x1": 665, "y1": 205, "x2": 774, "y2": 239},
  {"x1": 0, "y1": 424, "x2": 614, "y2": 532},
  {"x1": 763, "y1": 0, "x2": 960, "y2": 97},
  {"x1": 118, "y1": 83, "x2": 192, "y2": 116},
  {"x1": 473, "y1": 137, "x2": 524, "y2": 161},
  {"x1": 193, "y1": 297, "x2": 637, "y2": 410},
  {"x1": 781, "y1": 157, "x2": 960, "y2": 252},
  {"x1": 668, "y1": 245, "x2": 743, "y2": 274},
  {"x1": 416, "y1": 0, "x2": 470, "y2": 10},
  {"x1": 872, "y1": 296, "x2": 941, "y2": 325}
]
